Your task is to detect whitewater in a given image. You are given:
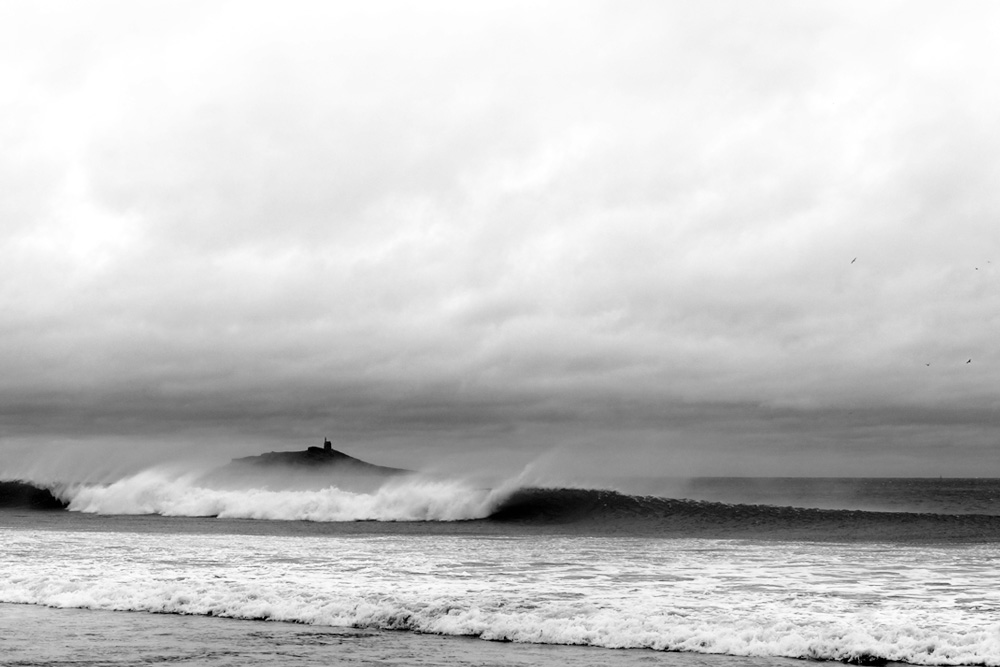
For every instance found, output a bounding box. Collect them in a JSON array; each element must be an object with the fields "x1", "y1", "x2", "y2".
[
  {"x1": 3, "y1": 470, "x2": 1000, "y2": 666},
  {"x1": 60, "y1": 470, "x2": 505, "y2": 521}
]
